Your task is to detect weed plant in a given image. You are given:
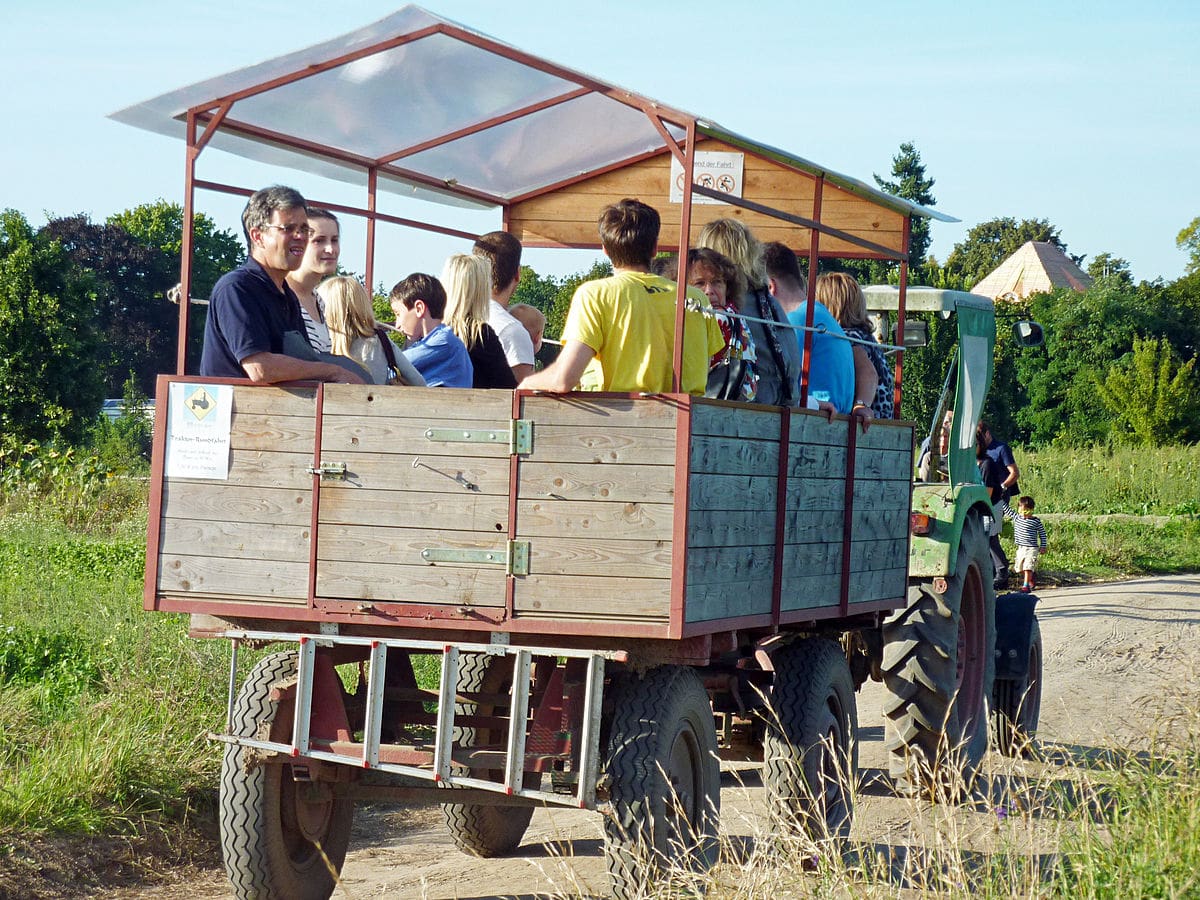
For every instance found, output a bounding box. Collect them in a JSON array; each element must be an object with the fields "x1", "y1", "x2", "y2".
[{"x1": 1019, "y1": 443, "x2": 1200, "y2": 516}]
